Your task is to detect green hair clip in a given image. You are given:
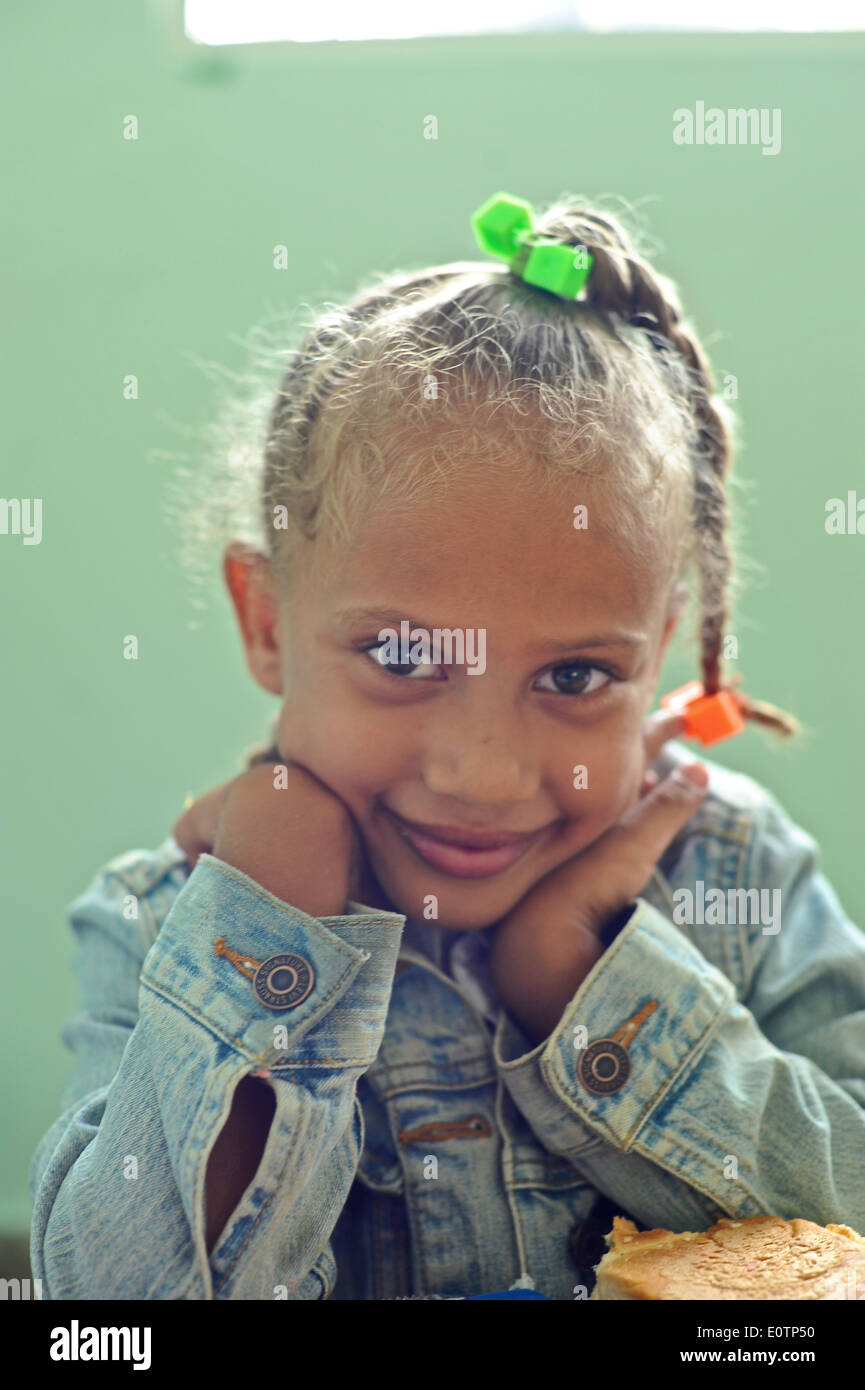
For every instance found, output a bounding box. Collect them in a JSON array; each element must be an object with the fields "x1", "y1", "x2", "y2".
[{"x1": 470, "y1": 191, "x2": 594, "y2": 299}]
